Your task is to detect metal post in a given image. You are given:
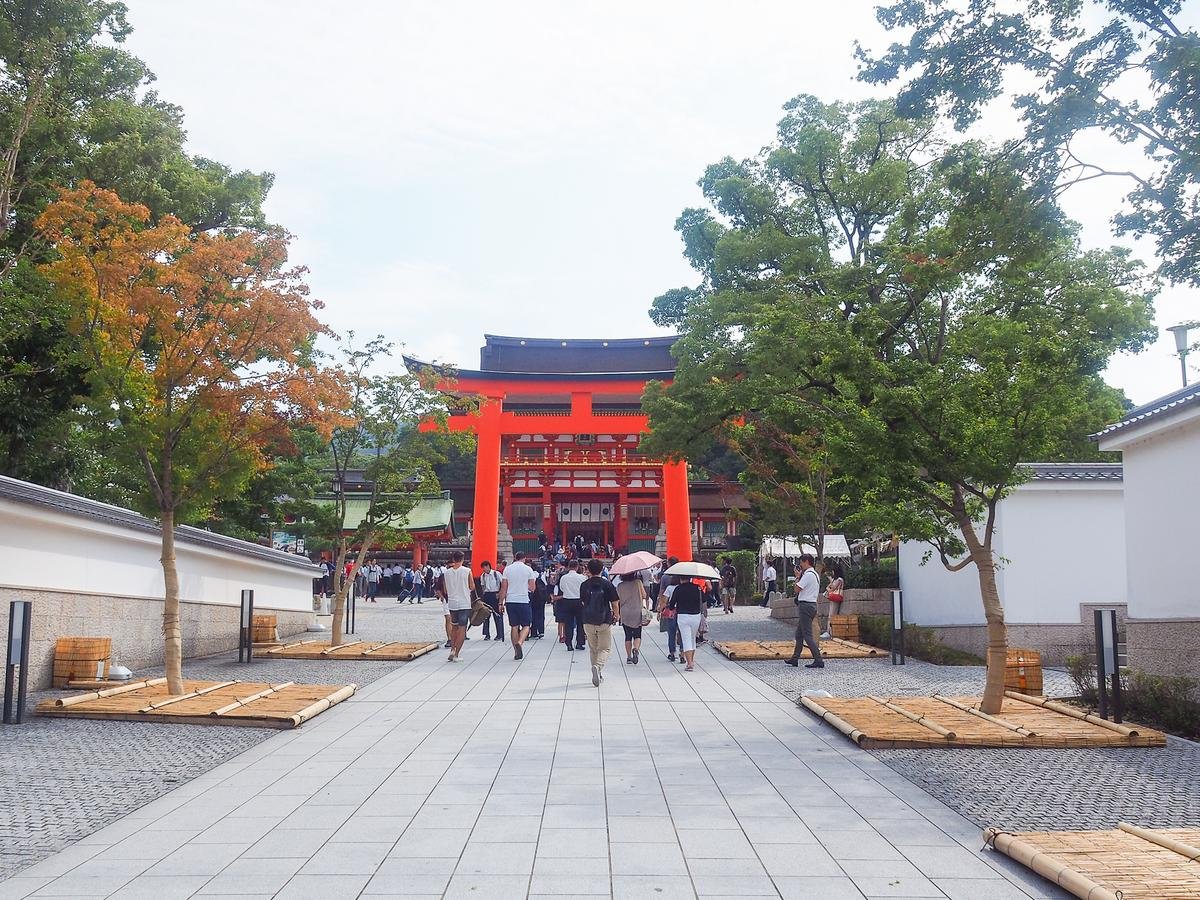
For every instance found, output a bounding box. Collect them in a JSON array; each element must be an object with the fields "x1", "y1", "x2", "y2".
[
  {"x1": 890, "y1": 589, "x2": 905, "y2": 665},
  {"x1": 238, "y1": 589, "x2": 255, "y2": 663},
  {"x1": 1094, "y1": 608, "x2": 1120, "y2": 720},
  {"x1": 3, "y1": 600, "x2": 32, "y2": 724}
]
